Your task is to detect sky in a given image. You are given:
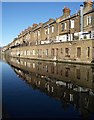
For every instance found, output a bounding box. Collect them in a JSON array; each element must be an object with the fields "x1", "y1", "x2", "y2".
[{"x1": 1, "y1": 1, "x2": 83, "y2": 47}]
